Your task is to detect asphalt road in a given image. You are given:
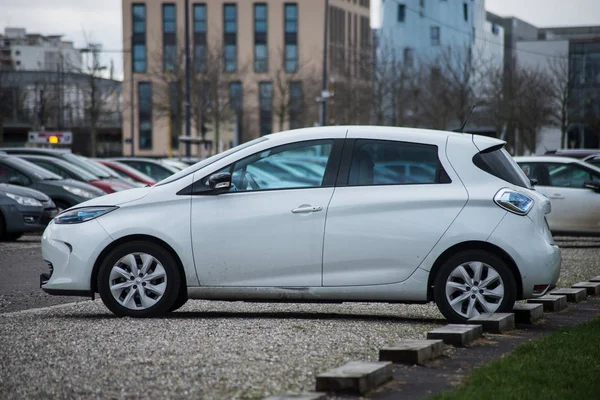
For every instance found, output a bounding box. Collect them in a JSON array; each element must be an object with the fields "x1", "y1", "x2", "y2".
[{"x1": 0, "y1": 234, "x2": 599, "y2": 399}]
